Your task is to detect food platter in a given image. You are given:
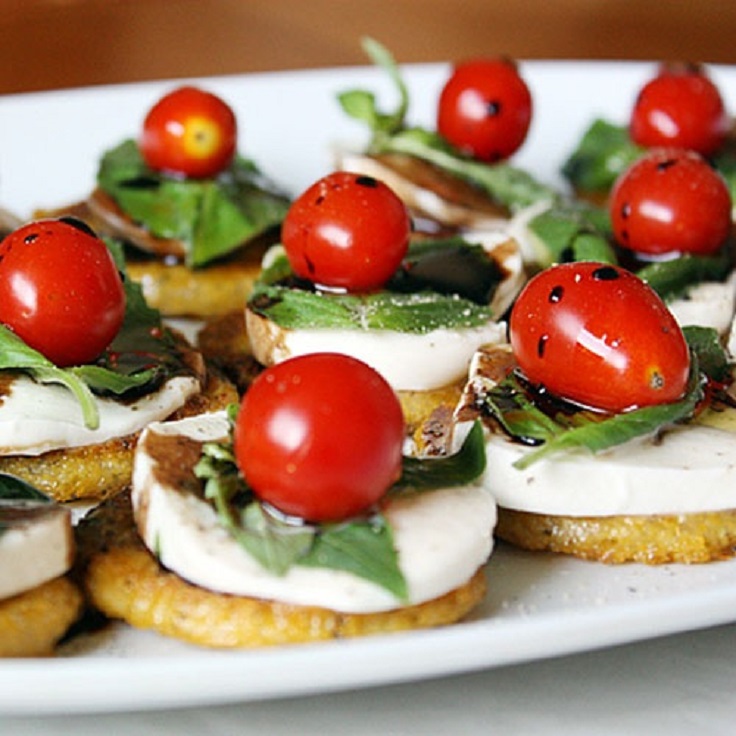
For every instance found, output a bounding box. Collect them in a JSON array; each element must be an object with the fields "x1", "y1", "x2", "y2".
[{"x1": 1, "y1": 59, "x2": 736, "y2": 716}]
